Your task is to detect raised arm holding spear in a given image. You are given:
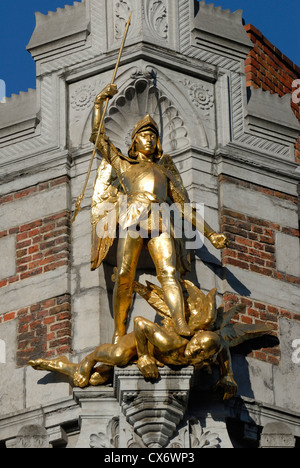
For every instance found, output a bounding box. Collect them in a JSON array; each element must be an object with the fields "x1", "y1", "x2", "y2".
[{"x1": 72, "y1": 11, "x2": 132, "y2": 224}]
